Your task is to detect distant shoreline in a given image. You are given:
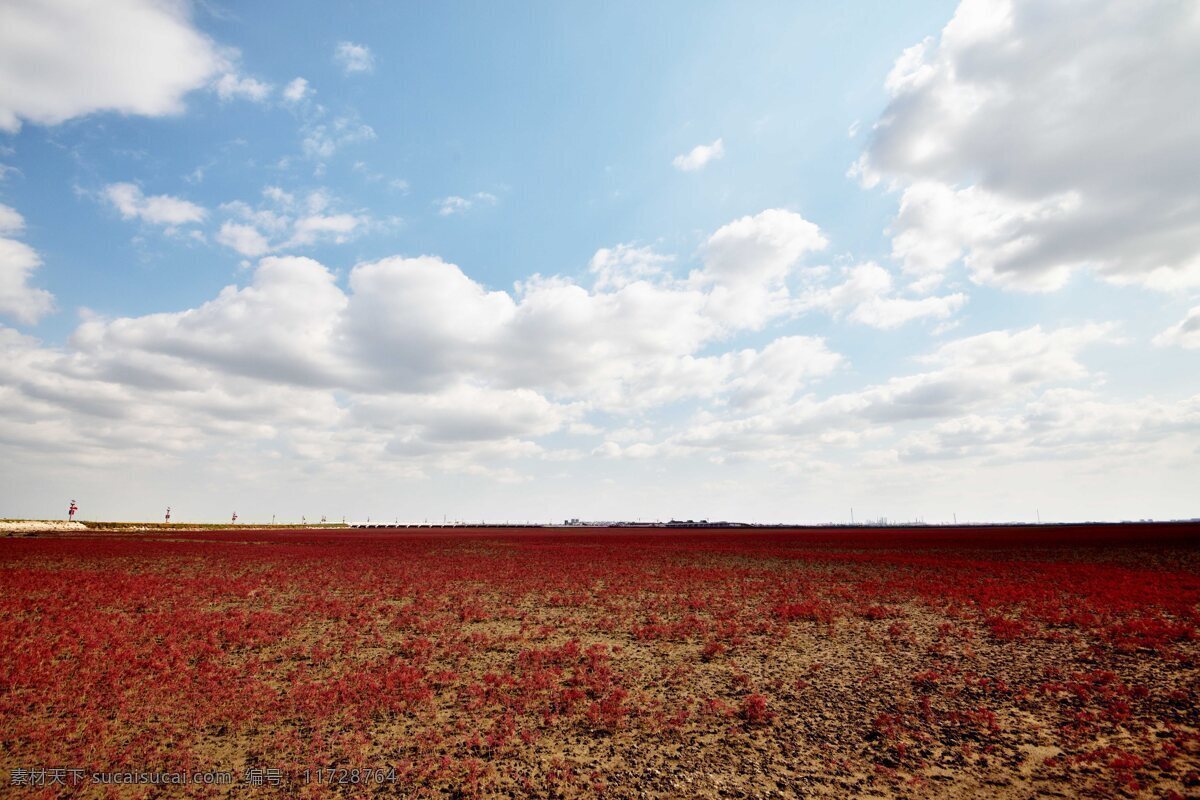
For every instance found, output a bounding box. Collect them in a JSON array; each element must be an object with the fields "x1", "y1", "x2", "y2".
[{"x1": 3, "y1": 518, "x2": 1197, "y2": 535}]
